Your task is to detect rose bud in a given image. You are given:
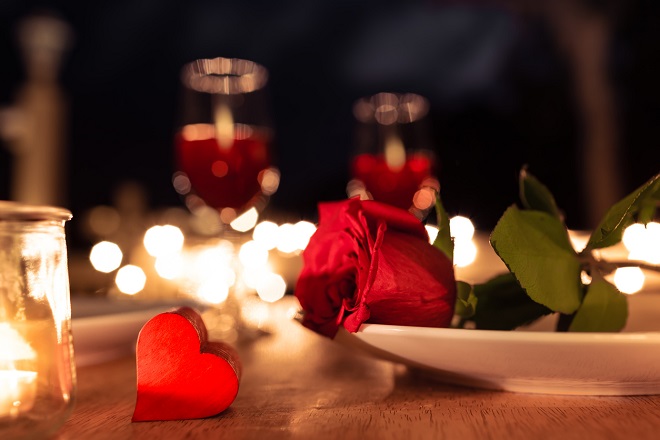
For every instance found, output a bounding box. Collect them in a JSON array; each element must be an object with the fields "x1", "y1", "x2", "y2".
[{"x1": 294, "y1": 198, "x2": 456, "y2": 338}]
